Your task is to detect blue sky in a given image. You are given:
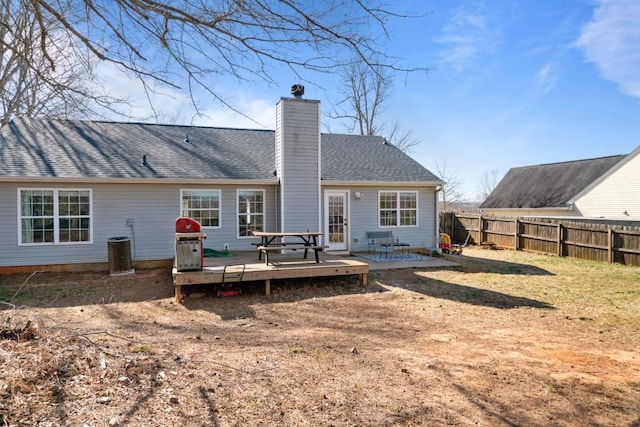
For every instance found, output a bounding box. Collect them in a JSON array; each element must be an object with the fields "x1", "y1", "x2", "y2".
[{"x1": 102, "y1": 0, "x2": 640, "y2": 201}]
